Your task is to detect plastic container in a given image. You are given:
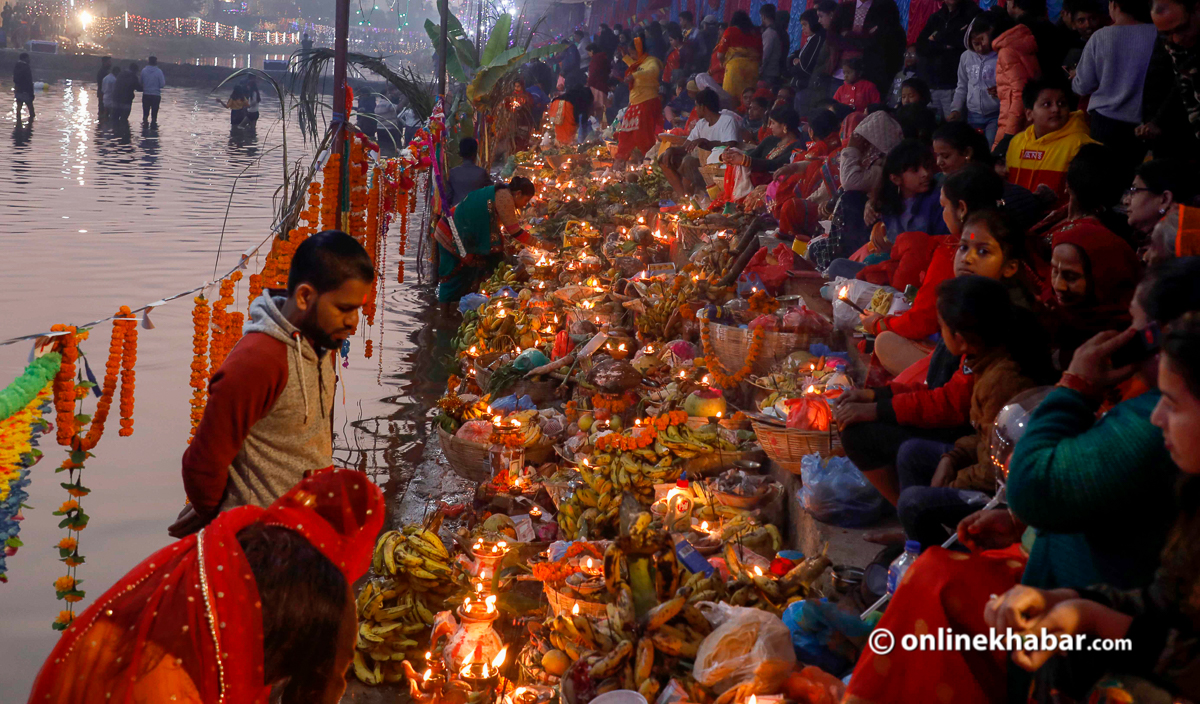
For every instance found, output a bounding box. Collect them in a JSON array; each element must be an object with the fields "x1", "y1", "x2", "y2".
[
  {"x1": 589, "y1": 691, "x2": 647, "y2": 704},
  {"x1": 886, "y1": 541, "x2": 921, "y2": 596}
]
